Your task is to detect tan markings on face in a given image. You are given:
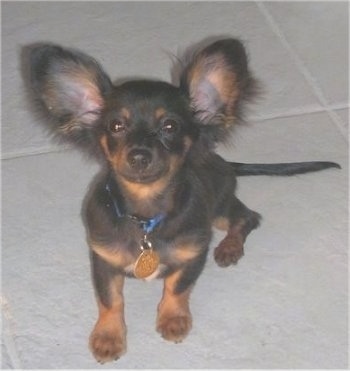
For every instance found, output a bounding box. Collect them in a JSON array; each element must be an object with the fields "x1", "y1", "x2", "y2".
[
  {"x1": 118, "y1": 136, "x2": 193, "y2": 202},
  {"x1": 155, "y1": 107, "x2": 166, "y2": 120},
  {"x1": 100, "y1": 134, "x2": 112, "y2": 160},
  {"x1": 100, "y1": 134, "x2": 124, "y2": 168},
  {"x1": 101, "y1": 133, "x2": 168, "y2": 201},
  {"x1": 120, "y1": 107, "x2": 131, "y2": 120},
  {"x1": 118, "y1": 176, "x2": 170, "y2": 201}
]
